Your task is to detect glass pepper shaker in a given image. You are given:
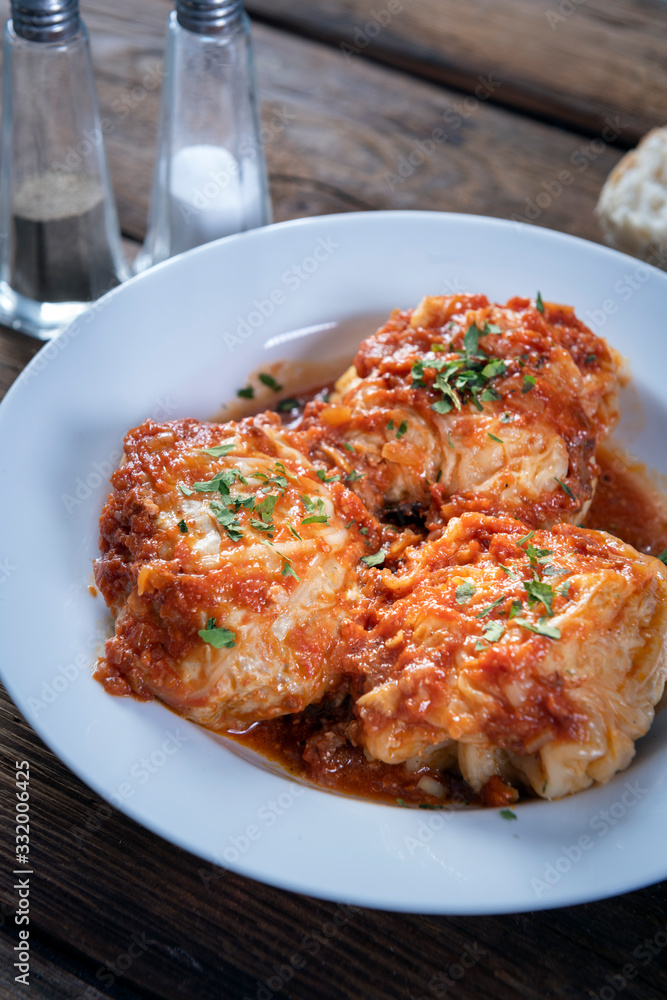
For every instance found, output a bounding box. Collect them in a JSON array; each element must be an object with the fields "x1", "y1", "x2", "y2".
[
  {"x1": 135, "y1": 0, "x2": 272, "y2": 272},
  {"x1": 0, "y1": 0, "x2": 128, "y2": 340}
]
